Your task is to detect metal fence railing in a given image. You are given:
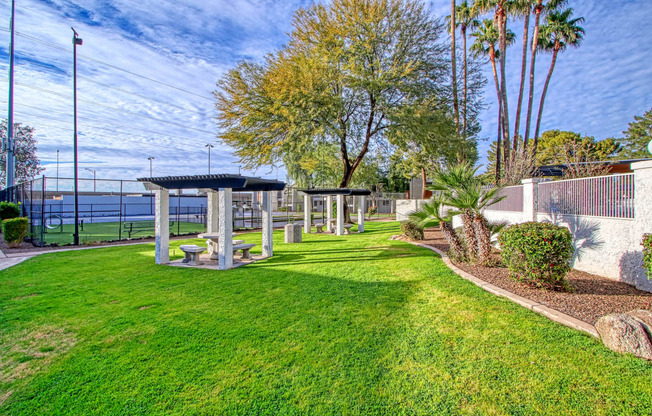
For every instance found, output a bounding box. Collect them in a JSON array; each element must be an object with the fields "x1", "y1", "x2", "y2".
[
  {"x1": 538, "y1": 173, "x2": 635, "y2": 219},
  {"x1": 486, "y1": 185, "x2": 524, "y2": 212}
]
